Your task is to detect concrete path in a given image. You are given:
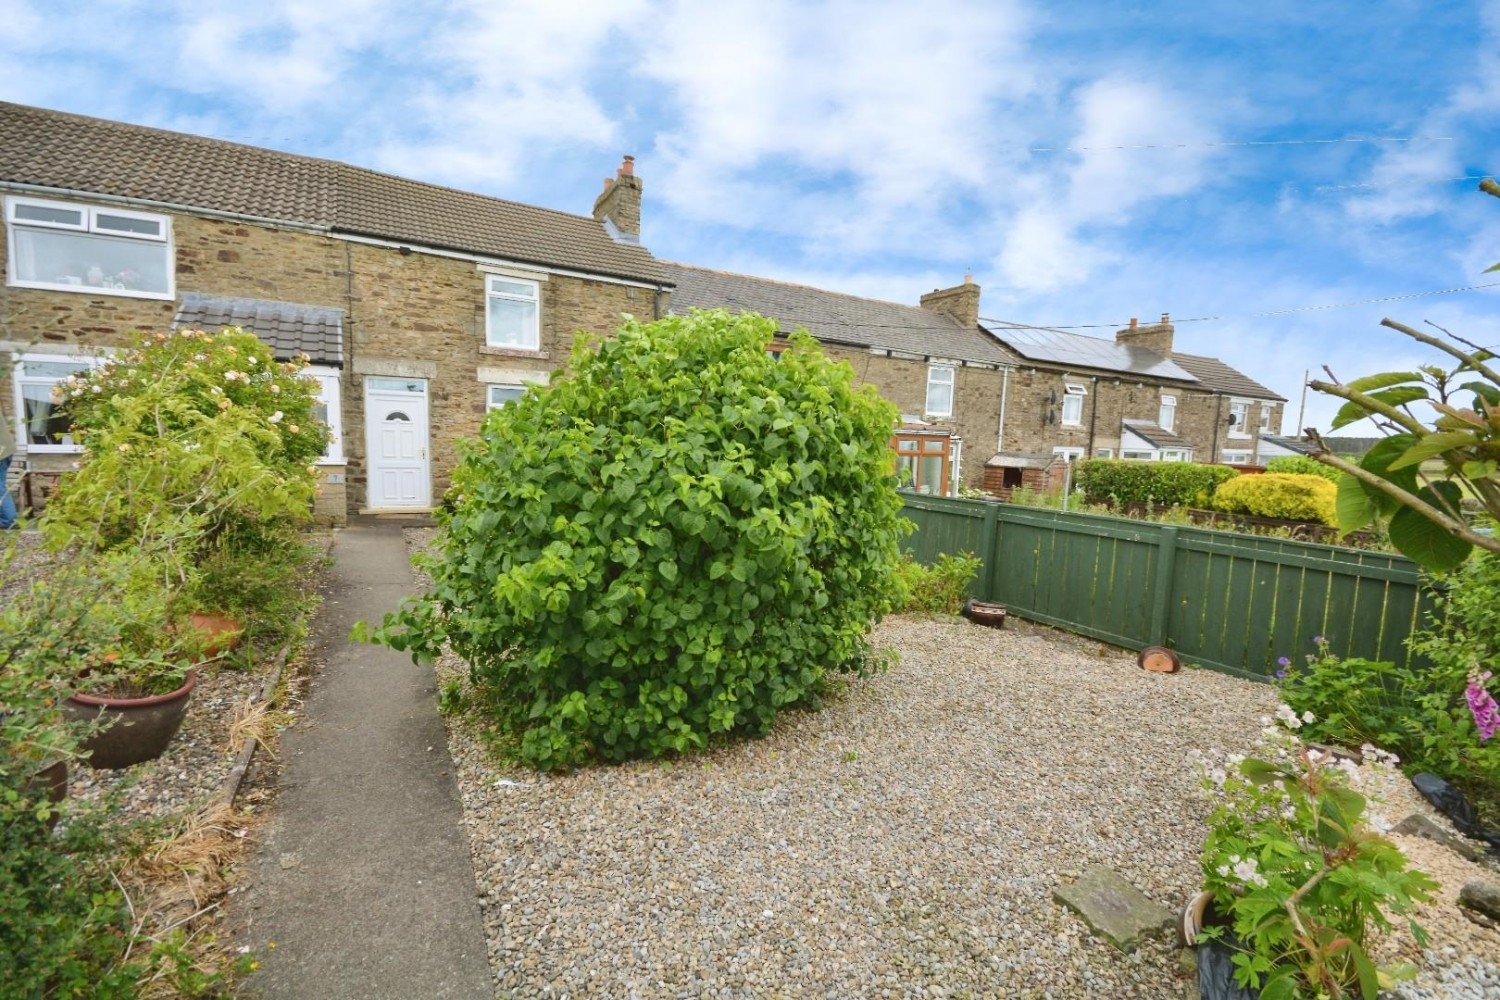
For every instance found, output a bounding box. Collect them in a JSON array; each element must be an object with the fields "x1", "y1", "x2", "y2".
[{"x1": 233, "y1": 518, "x2": 493, "y2": 999}]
